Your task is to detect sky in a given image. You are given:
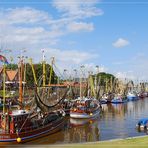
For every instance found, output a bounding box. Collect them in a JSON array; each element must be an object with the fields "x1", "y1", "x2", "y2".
[{"x1": 0, "y1": 0, "x2": 148, "y2": 80}]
